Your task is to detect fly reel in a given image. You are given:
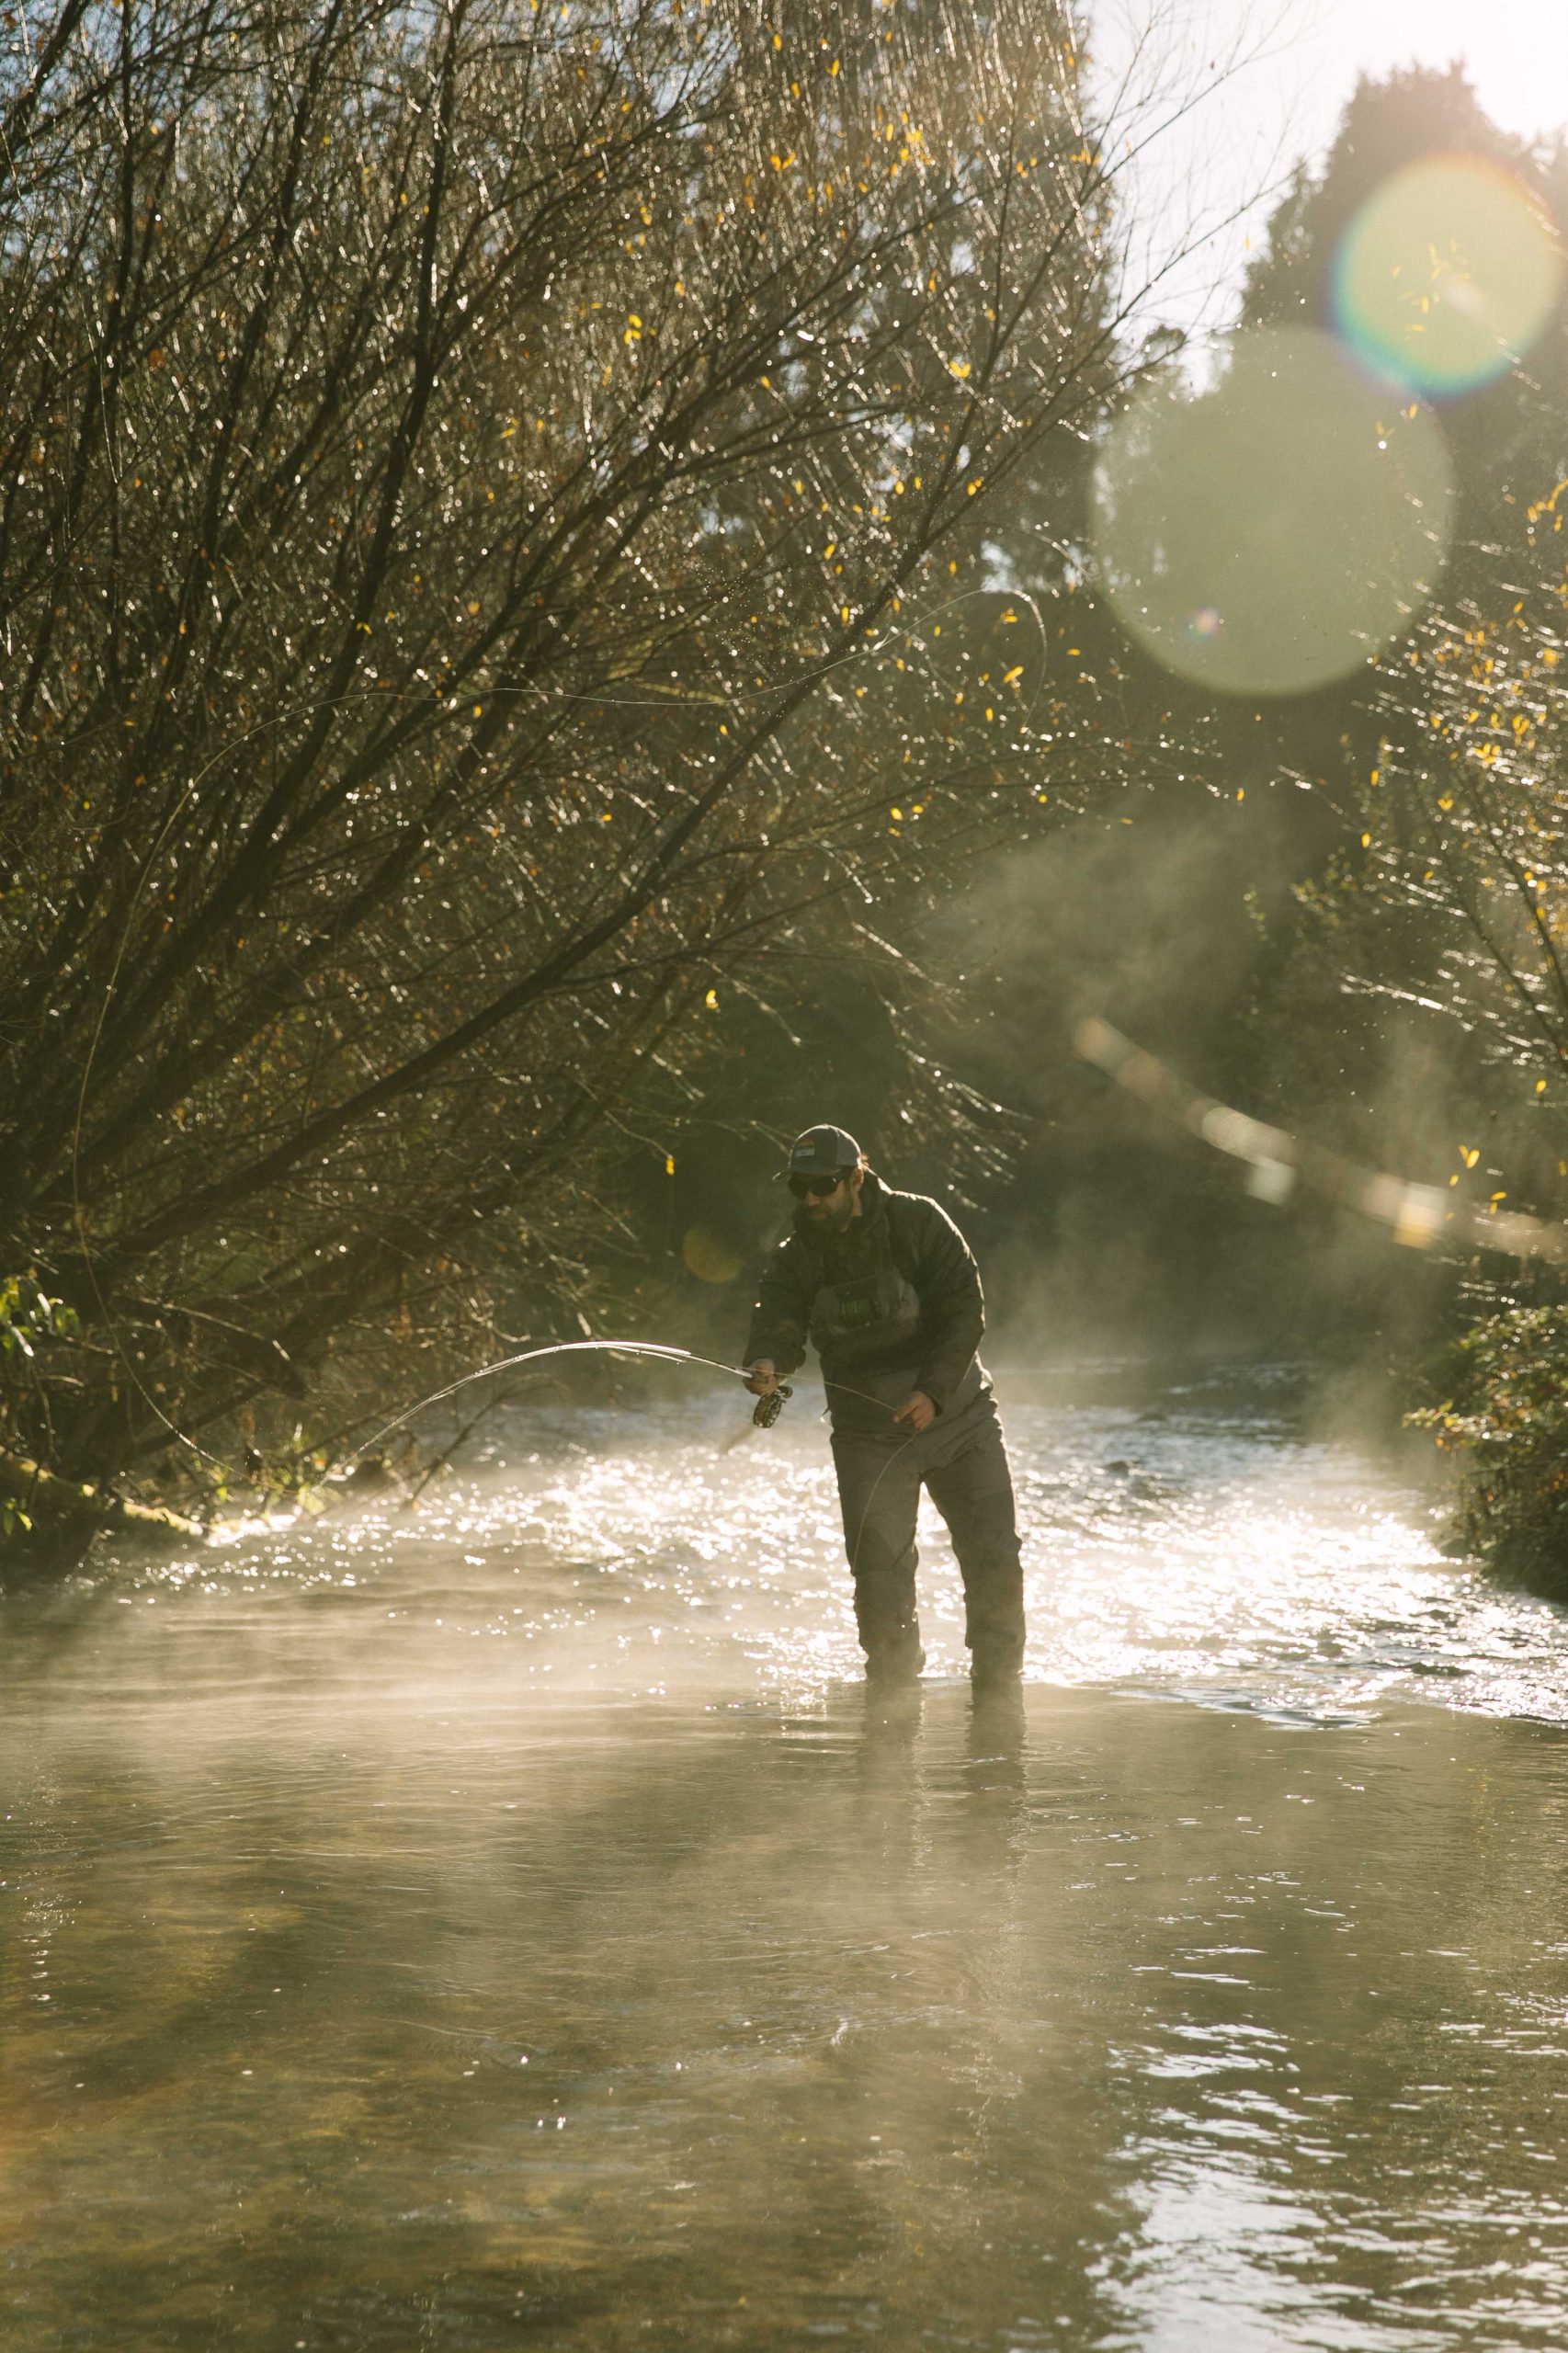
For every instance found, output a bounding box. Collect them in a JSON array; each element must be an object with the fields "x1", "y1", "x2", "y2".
[{"x1": 752, "y1": 1383, "x2": 793, "y2": 1429}]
